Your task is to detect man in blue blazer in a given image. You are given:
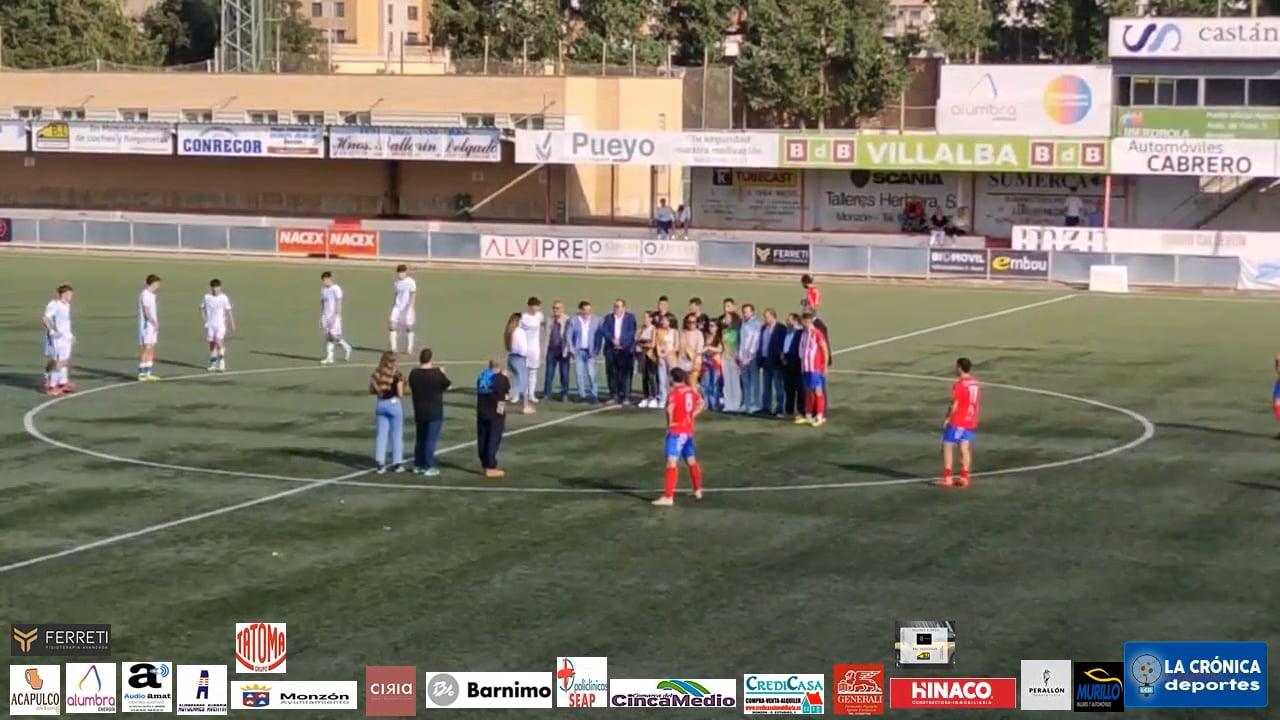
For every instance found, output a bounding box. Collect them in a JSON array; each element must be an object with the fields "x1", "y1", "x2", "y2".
[
  {"x1": 759, "y1": 308, "x2": 787, "y2": 416},
  {"x1": 599, "y1": 298, "x2": 637, "y2": 405},
  {"x1": 565, "y1": 300, "x2": 603, "y2": 404}
]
